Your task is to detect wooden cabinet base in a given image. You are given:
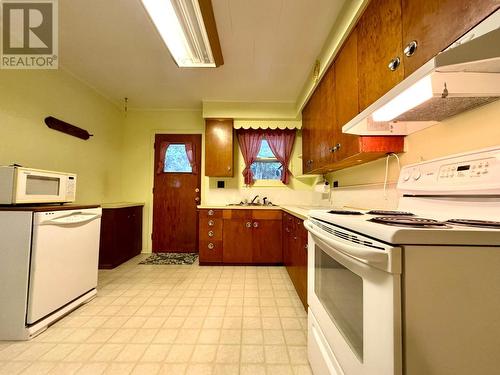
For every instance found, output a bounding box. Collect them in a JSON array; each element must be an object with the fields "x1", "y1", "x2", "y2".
[{"x1": 99, "y1": 205, "x2": 143, "y2": 269}]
